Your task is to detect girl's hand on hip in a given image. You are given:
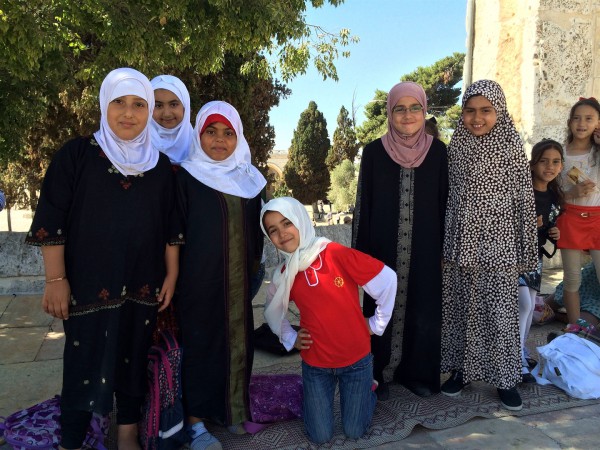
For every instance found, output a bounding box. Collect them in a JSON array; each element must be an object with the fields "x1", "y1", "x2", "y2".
[
  {"x1": 548, "y1": 226, "x2": 560, "y2": 241},
  {"x1": 294, "y1": 328, "x2": 313, "y2": 350},
  {"x1": 42, "y1": 280, "x2": 71, "y2": 320}
]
